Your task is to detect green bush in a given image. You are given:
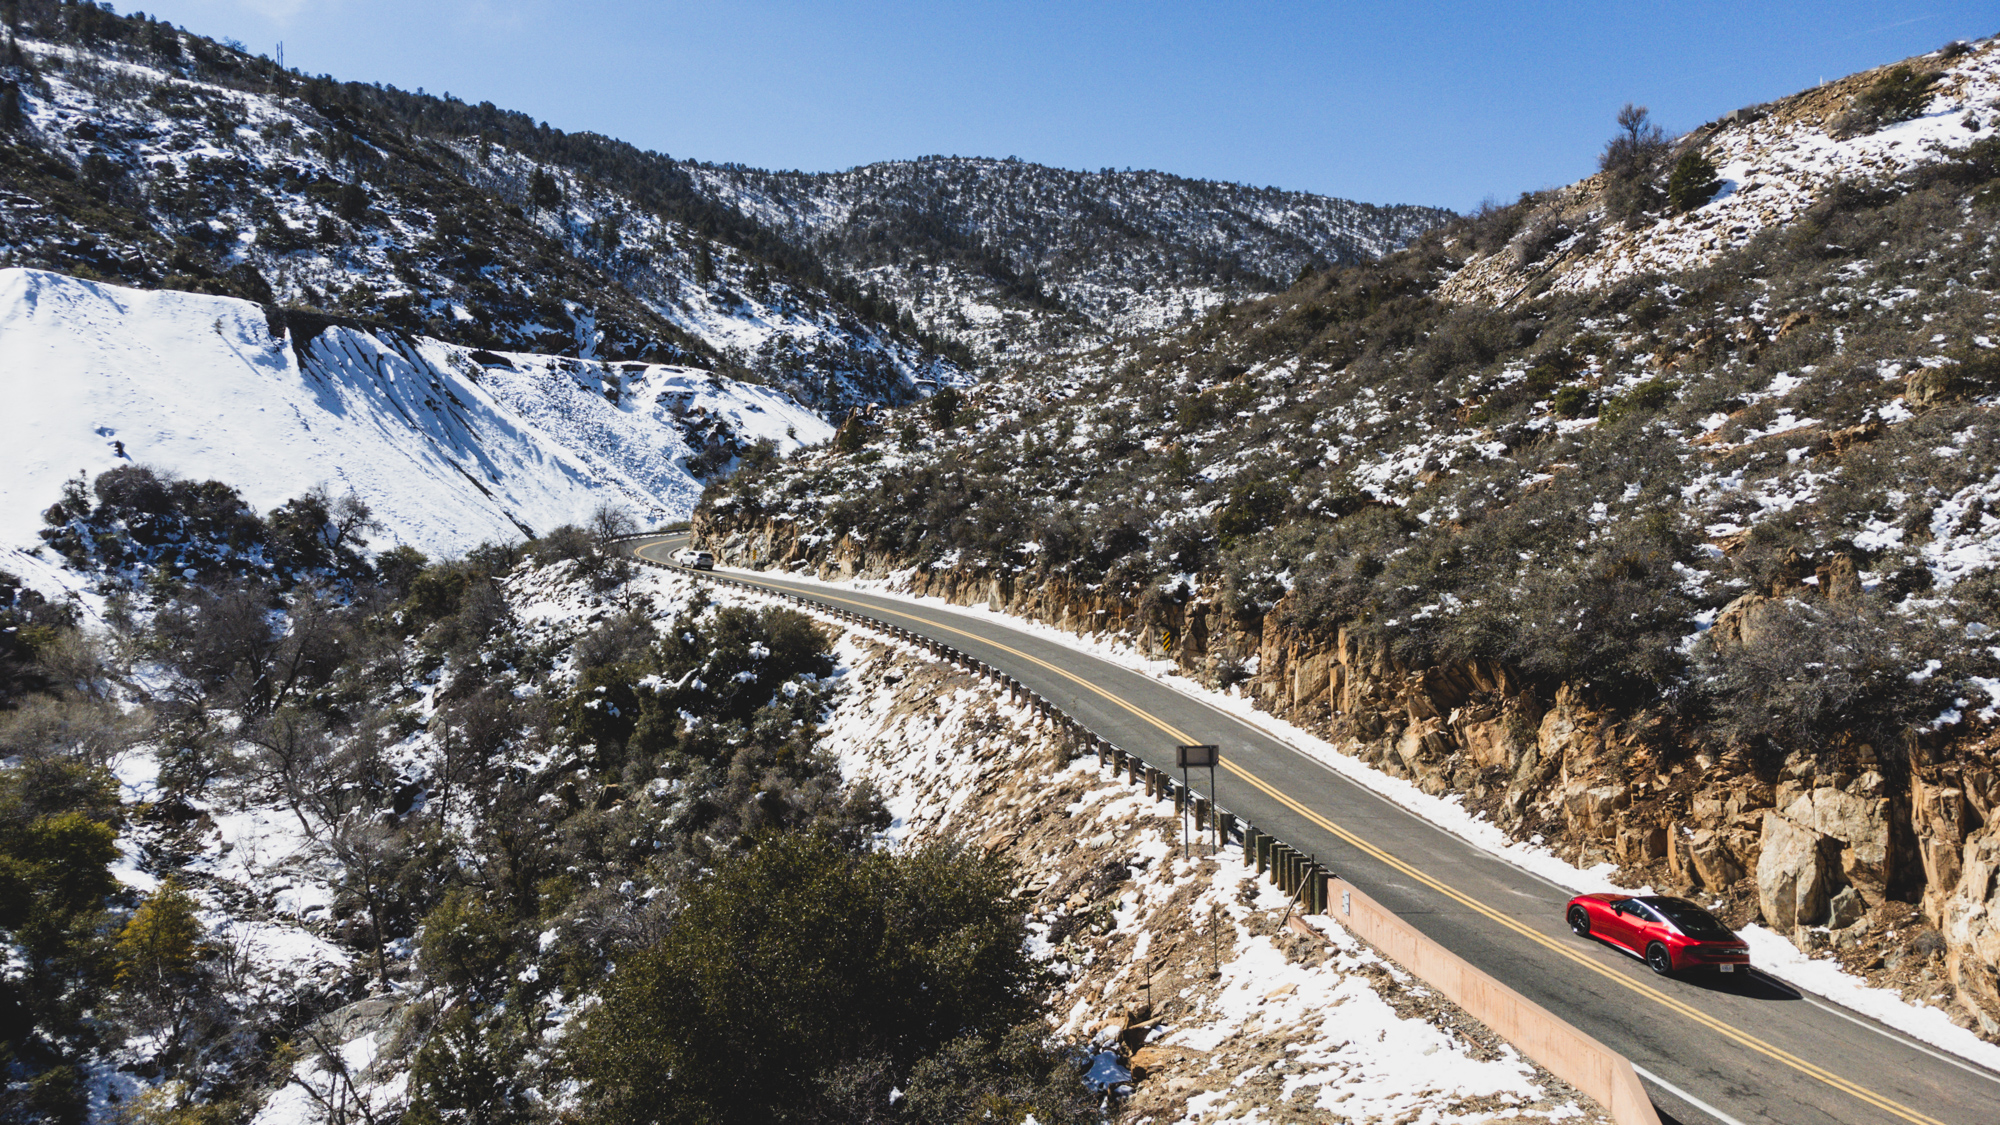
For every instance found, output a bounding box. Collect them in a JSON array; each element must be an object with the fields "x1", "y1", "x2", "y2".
[
  {"x1": 1599, "y1": 378, "x2": 1677, "y2": 424},
  {"x1": 1850, "y1": 65, "x2": 1940, "y2": 132},
  {"x1": 1214, "y1": 479, "x2": 1288, "y2": 544},
  {"x1": 1666, "y1": 151, "x2": 1722, "y2": 213},
  {"x1": 418, "y1": 889, "x2": 515, "y2": 994},
  {"x1": 571, "y1": 835, "x2": 1054, "y2": 1125},
  {"x1": 1550, "y1": 384, "x2": 1593, "y2": 418},
  {"x1": 405, "y1": 1006, "x2": 532, "y2": 1125}
]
